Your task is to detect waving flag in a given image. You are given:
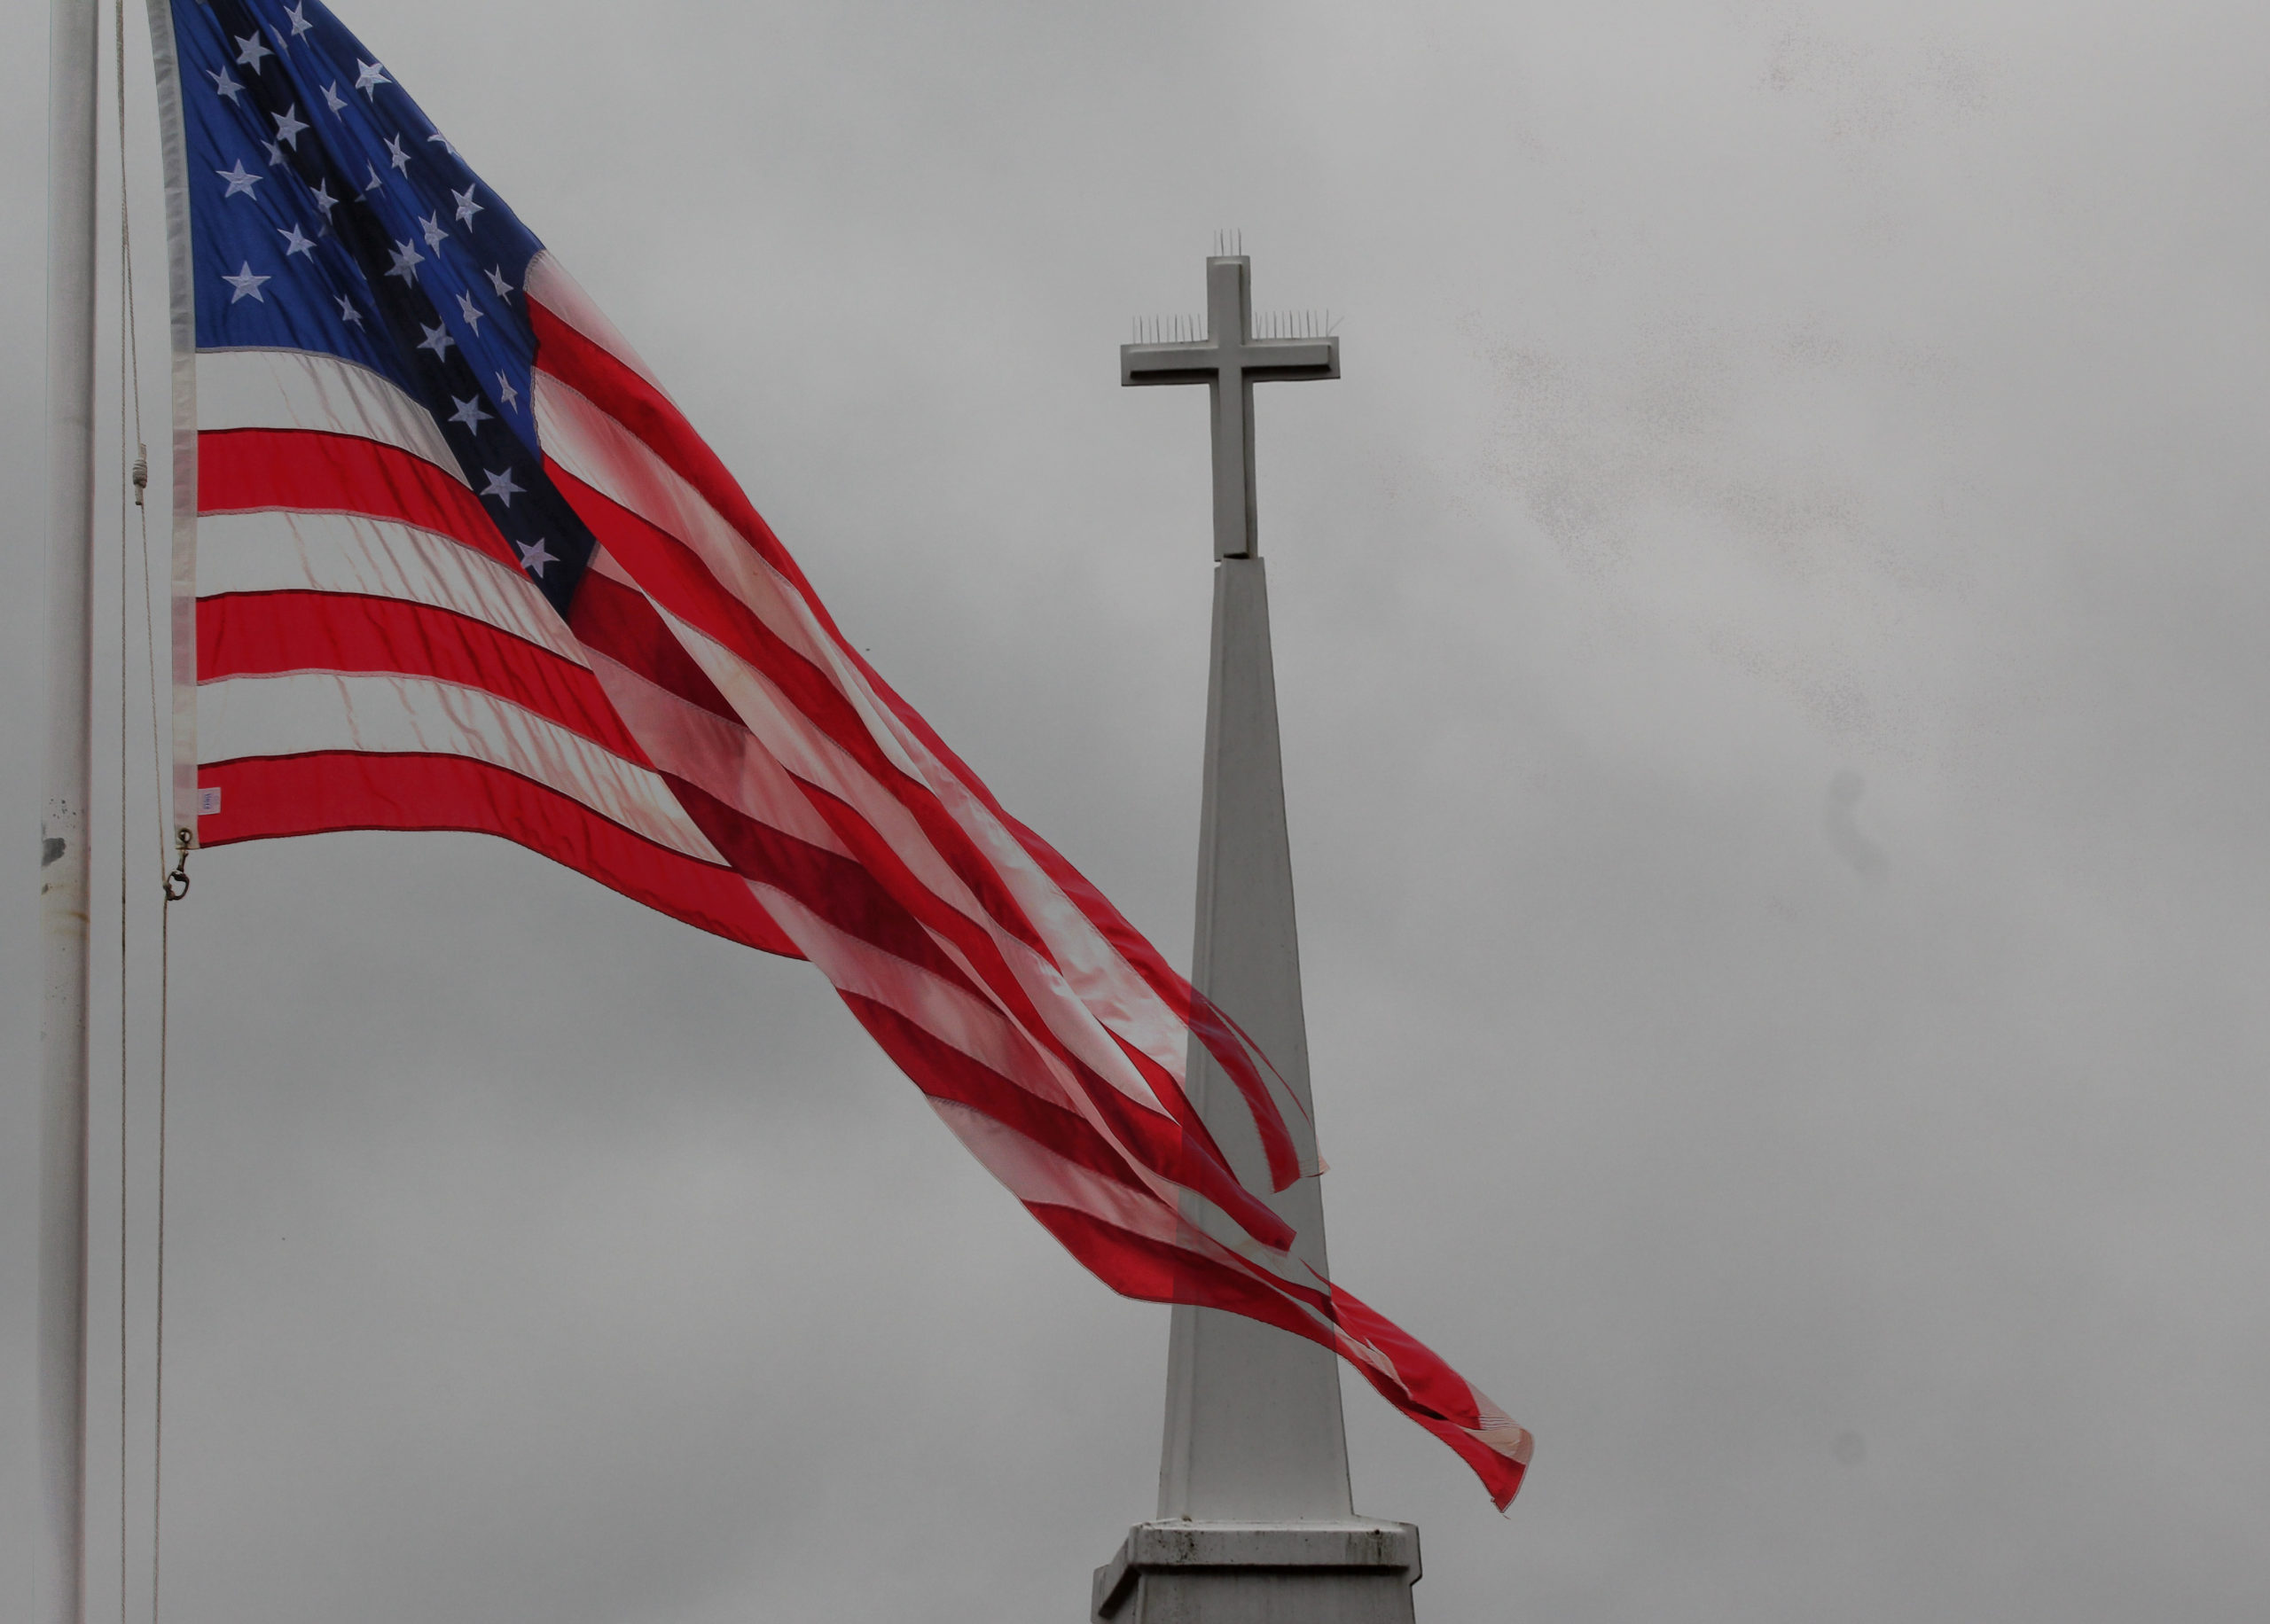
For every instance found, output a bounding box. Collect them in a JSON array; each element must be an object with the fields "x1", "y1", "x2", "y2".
[{"x1": 152, "y1": 0, "x2": 1531, "y2": 1508}]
